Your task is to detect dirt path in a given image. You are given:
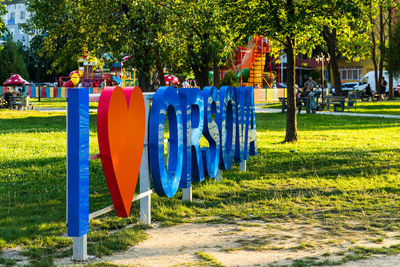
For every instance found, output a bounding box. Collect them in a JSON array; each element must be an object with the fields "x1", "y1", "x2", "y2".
[{"x1": 54, "y1": 221, "x2": 400, "y2": 266}]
